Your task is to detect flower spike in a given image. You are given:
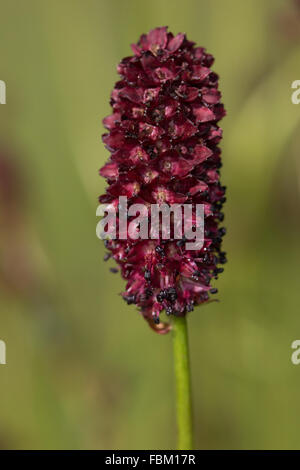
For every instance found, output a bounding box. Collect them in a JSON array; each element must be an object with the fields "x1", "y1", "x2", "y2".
[{"x1": 99, "y1": 27, "x2": 226, "y2": 332}]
